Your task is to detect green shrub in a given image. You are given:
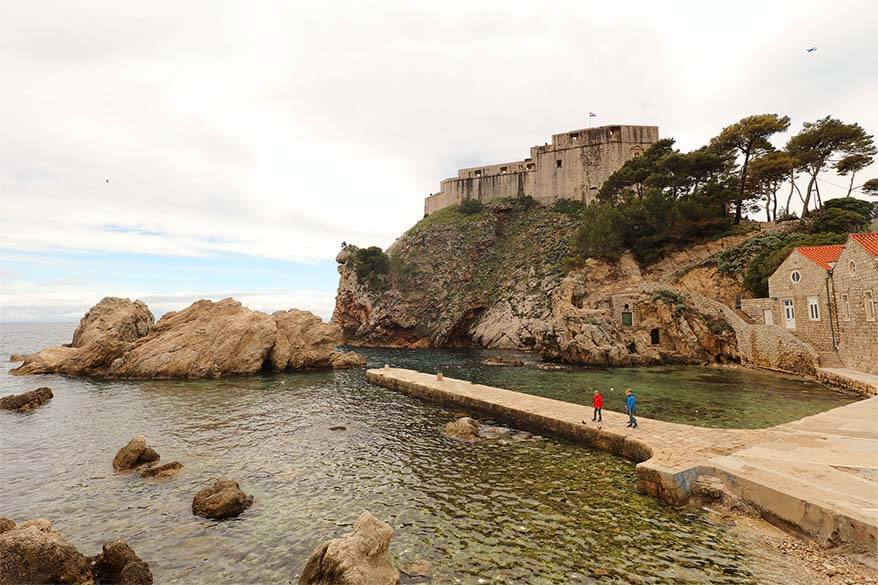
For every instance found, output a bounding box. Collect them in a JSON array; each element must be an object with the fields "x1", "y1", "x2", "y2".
[
  {"x1": 552, "y1": 199, "x2": 586, "y2": 218},
  {"x1": 459, "y1": 198, "x2": 485, "y2": 215},
  {"x1": 352, "y1": 246, "x2": 390, "y2": 290},
  {"x1": 810, "y1": 207, "x2": 870, "y2": 234},
  {"x1": 823, "y1": 197, "x2": 877, "y2": 219}
]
